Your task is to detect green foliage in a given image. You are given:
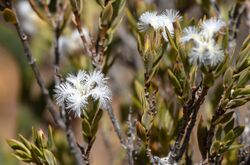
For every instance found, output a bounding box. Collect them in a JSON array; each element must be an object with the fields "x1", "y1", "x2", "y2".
[
  {"x1": 7, "y1": 127, "x2": 57, "y2": 165},
  {"x1": 212, "y1": 119, "x2": 244, "y2": 155}
]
